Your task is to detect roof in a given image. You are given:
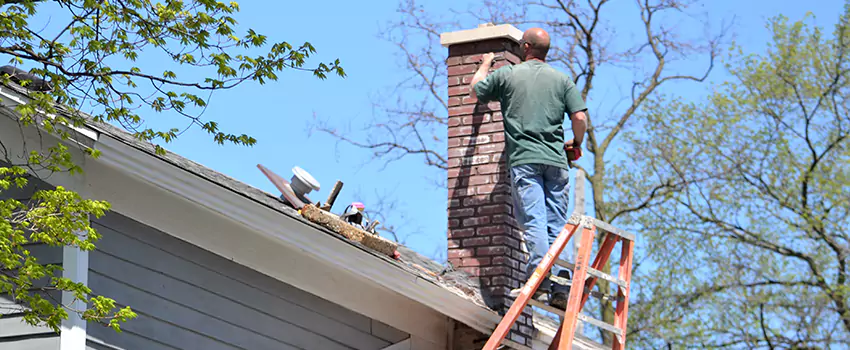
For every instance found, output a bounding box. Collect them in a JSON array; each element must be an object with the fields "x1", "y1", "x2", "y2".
[{"x1": 0, "y1": 80, "x2": 607, "y2": 350}]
